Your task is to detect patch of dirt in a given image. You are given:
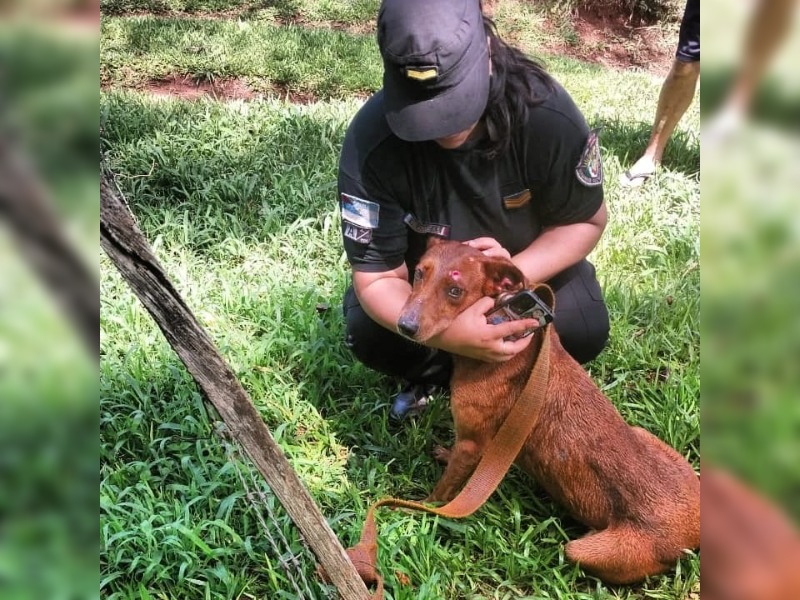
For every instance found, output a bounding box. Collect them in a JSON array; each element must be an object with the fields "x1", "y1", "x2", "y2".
[
  {"x1": 141, "y1": 75, "x2": 257, "y2": 101},
  {"x1": 546, "y1": 6, "x2": 676, "y2": 76},
  {"x1": 275, "y1": 13, "x2": 375, "y2": 36},
  {"x1": 107, "y1": 75, "x2": 335, "y2": 104}
]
